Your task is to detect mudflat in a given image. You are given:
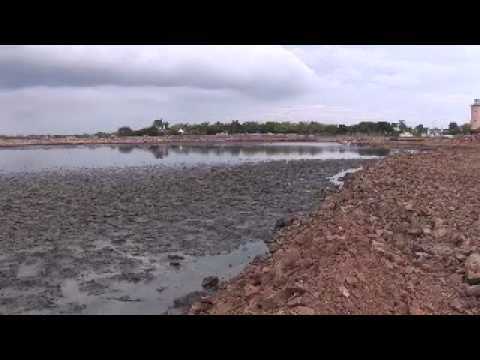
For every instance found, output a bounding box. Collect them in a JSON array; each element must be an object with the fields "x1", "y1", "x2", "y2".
[{"x1": 0, "y1": 159, "x2": 371, "y2": 314}]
